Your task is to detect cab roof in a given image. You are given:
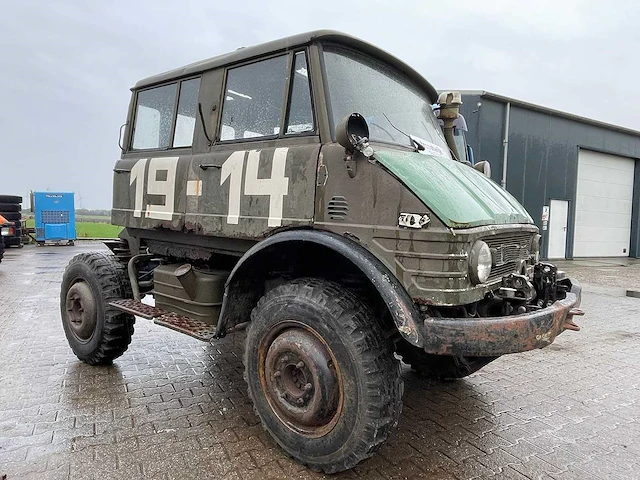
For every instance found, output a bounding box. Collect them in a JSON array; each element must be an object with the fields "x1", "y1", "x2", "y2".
[{"x1": 133, "y1": 30, "x2": 438, "y2": 102}]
